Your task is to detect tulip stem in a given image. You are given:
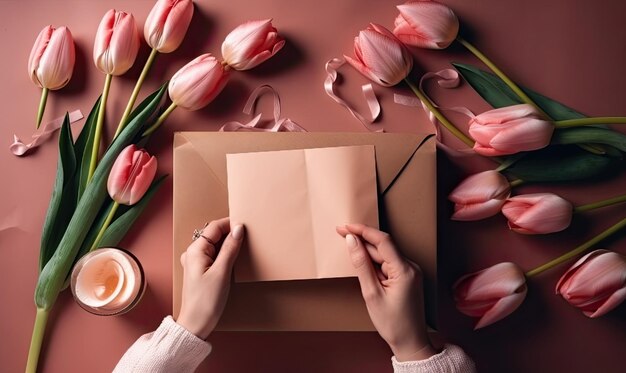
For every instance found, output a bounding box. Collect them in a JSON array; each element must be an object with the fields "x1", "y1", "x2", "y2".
[
  {"x1": 404, "y1": 78, "x2": 475, "y2": 148},
  {"x1": 36, "y1": 88, "x2": 49, "y2": 130},
  {"x1": 509, "y1": 179, "x2": 524, "y2": 188},
  {"x1": 89, "y1": 201, "x2": 119, "y2": 253},
  {"x1": 525, "y1": 215, "x2": 626, "y2": 277},
  {"x1": 115, "y1": 49, "x2": 159, "y2": 139},
  {"x1": 456, "y1": 36, "x2": 551, "y2": 120},
  {"x1": 25, "y1": 308, "x2": 49, "y2": 373},
  {"x1": 142, "y1": 102, "x2": 177, "y2": 137},
  {"x1": 88, "y1": 74, "x2": 113, "y2": 183},
  {"x1": 555, "y1": 117, "x2": 626, "y2": 128},
  {"x1": 574, "y1": 194, "x2": 626, "y2": 213}
]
